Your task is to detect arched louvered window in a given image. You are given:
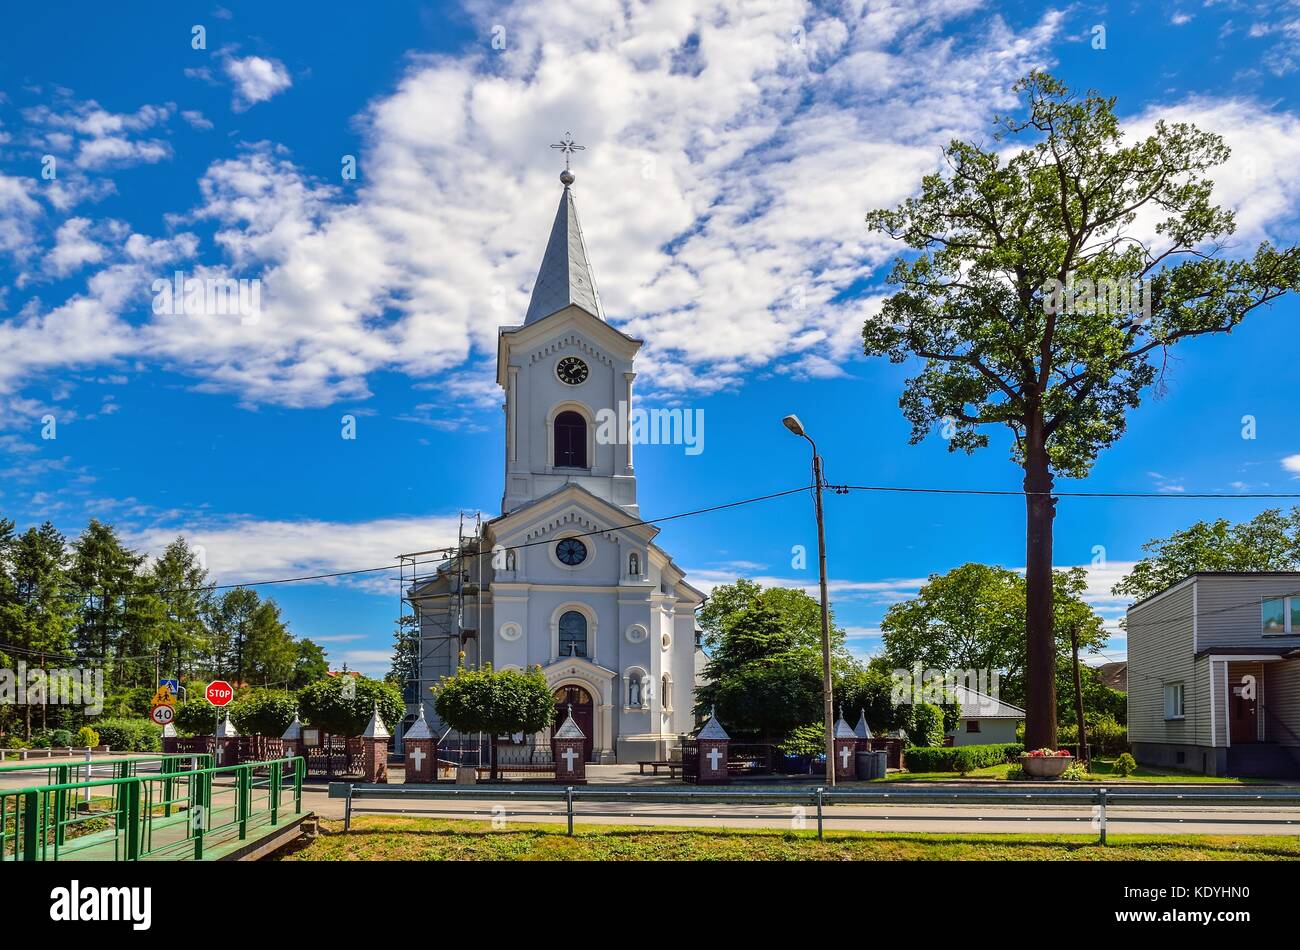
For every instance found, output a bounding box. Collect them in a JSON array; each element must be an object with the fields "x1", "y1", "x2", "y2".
[{"x1": 555, "y1": 411, "x2": 587, "y2": 468}]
